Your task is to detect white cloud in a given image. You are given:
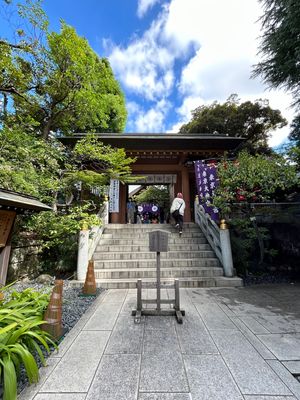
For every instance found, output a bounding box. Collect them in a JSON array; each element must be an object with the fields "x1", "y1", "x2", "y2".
[
  {"x1": 106, "y1": 0, "x2": 296, "y2": 146},
  {"x1": 137, "y1": 0, "x2": 161, "y2": 18},
  {"x1": 127, "y1": 99, "x2": 170, "y2": 132},
  {"x1": 106, "y1": 14, "x2": 175, "y2": 101}
]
